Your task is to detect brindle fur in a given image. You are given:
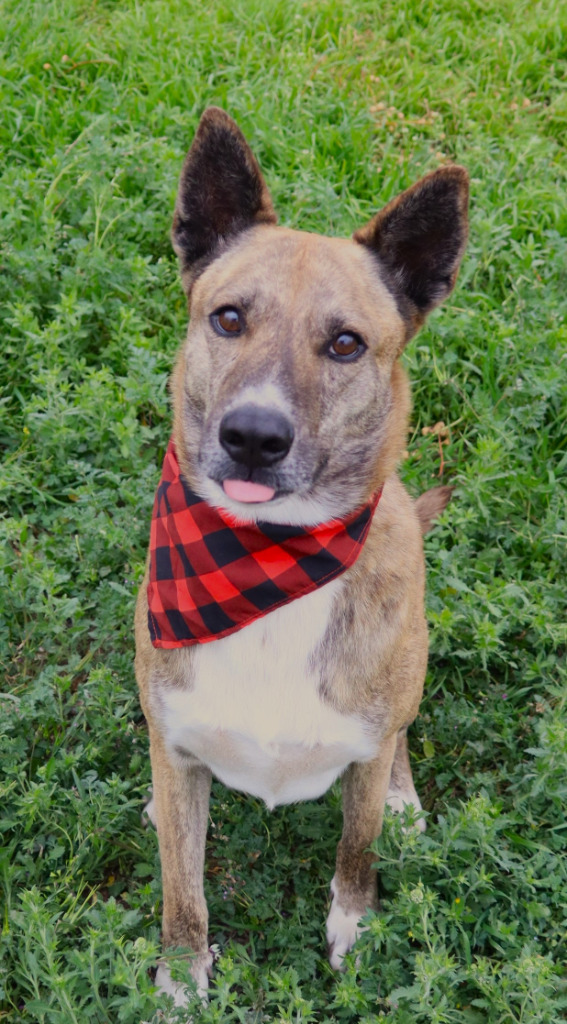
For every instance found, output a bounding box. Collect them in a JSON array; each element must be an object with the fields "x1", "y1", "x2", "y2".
[{"x1": 135, "y1": 107, "x2": 468, "y2": 1005}]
